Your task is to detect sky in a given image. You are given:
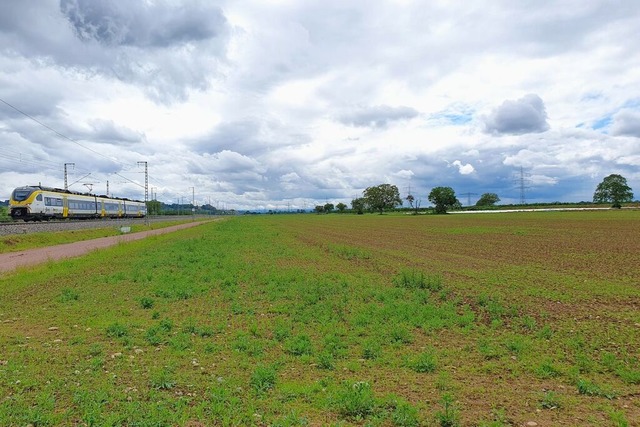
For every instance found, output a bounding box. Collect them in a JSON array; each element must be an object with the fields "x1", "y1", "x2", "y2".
[{"x1": 1, "y1": 0, "x2": 639, "y2": 211}]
